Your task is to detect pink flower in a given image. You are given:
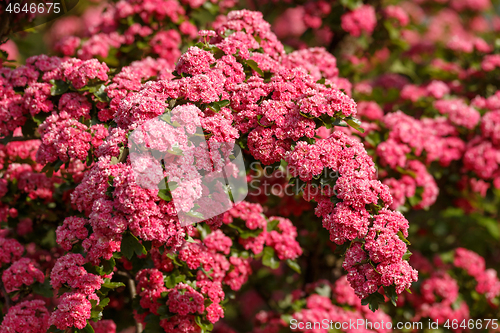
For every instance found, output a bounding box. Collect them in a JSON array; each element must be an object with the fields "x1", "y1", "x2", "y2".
[{"x1": 341, "y1": 5, "x2": 377, "y2": 37}]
